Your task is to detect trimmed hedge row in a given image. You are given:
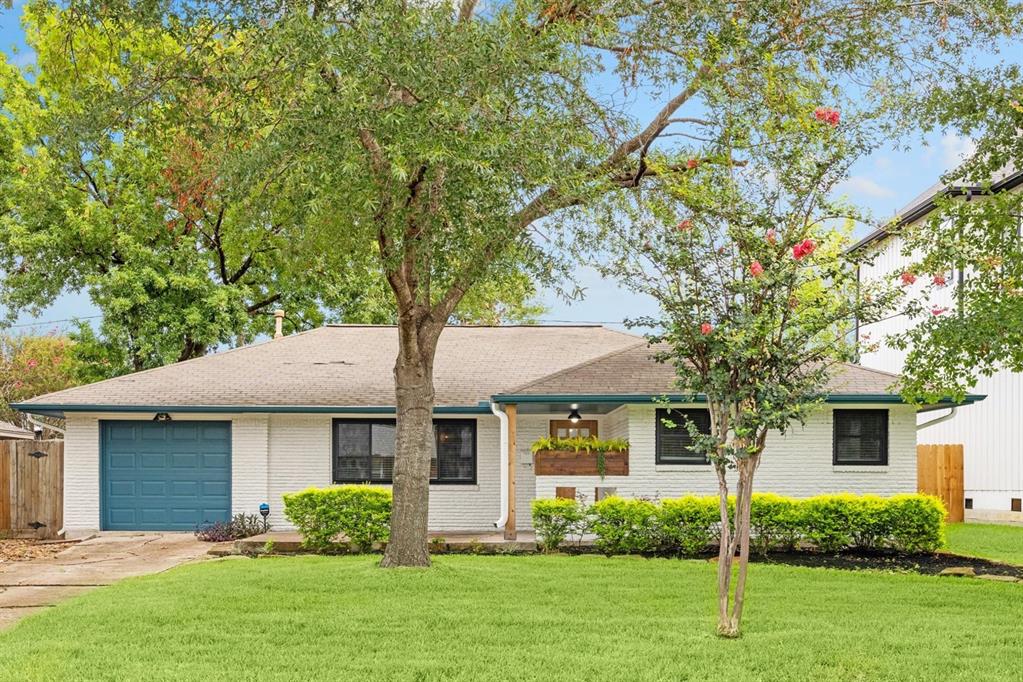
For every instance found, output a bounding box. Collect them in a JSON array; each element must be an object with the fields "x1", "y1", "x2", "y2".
[
  {"x1": 283, "y1": 485, "x2": 392, "y2": 551},
  {"x1": 531, "y1": 493, "x2": 946, "y2": 555}
]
